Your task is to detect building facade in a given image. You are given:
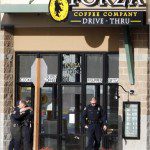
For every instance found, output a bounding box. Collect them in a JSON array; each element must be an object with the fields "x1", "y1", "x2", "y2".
[{"x1": 0, "y1": 0, "x2": 149, "y2": 150}]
